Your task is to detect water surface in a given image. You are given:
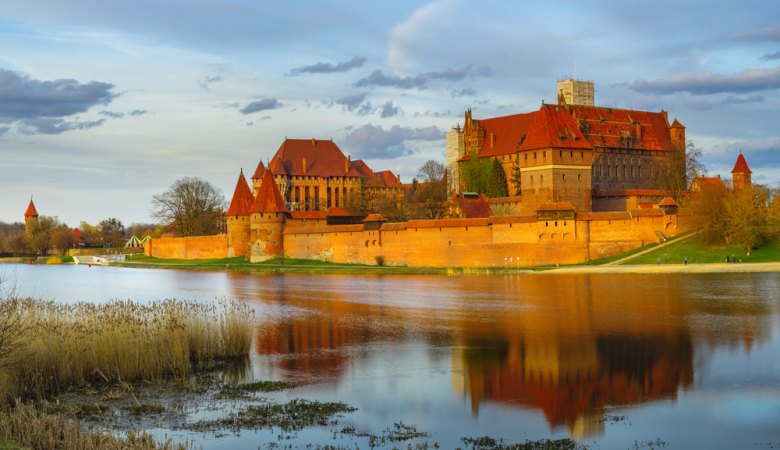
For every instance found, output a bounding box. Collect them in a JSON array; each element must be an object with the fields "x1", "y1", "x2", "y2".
[{"x1": 5, "y1": 264, "x2": 780, "y2": 449}]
